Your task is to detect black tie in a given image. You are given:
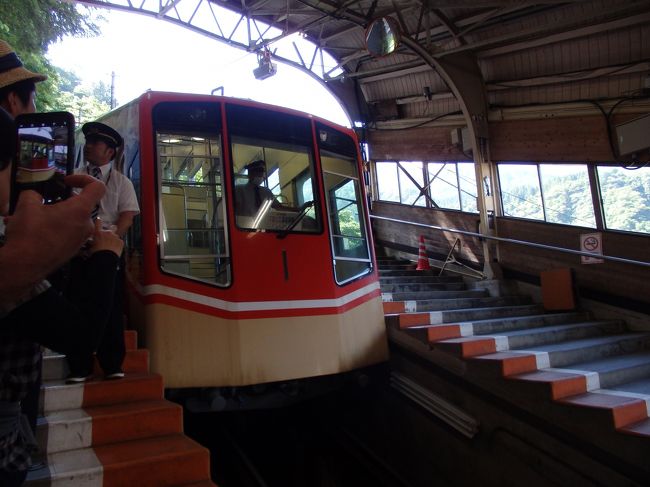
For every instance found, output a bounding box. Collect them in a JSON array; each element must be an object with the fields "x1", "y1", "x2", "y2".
[{"x1": 91, "y1": 166, "x2": 102, "y2": 219}]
